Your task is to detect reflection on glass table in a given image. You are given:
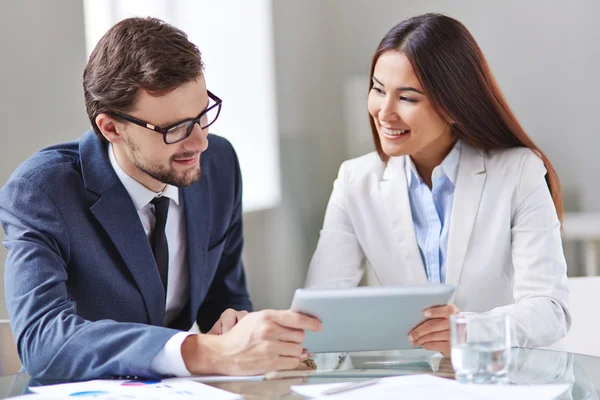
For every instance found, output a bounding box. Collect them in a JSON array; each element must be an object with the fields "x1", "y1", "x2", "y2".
[{"x1": 0, "y1": 348, "x2": 599, "y2": 399}]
